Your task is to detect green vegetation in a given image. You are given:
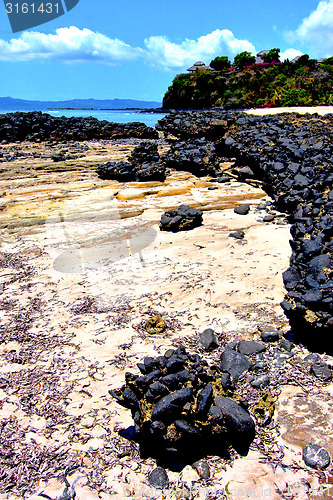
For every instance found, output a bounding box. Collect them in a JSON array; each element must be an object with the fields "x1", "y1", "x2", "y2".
[
  {"x1": 162, "y1": 49, "x2": 333, "y2": 110},
  {"x1": 210, "y1": 56, "x2": 231, "y2": 71},
  {"x1": 234, "y1": 51, "x2": 255, "y2": 69}
]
